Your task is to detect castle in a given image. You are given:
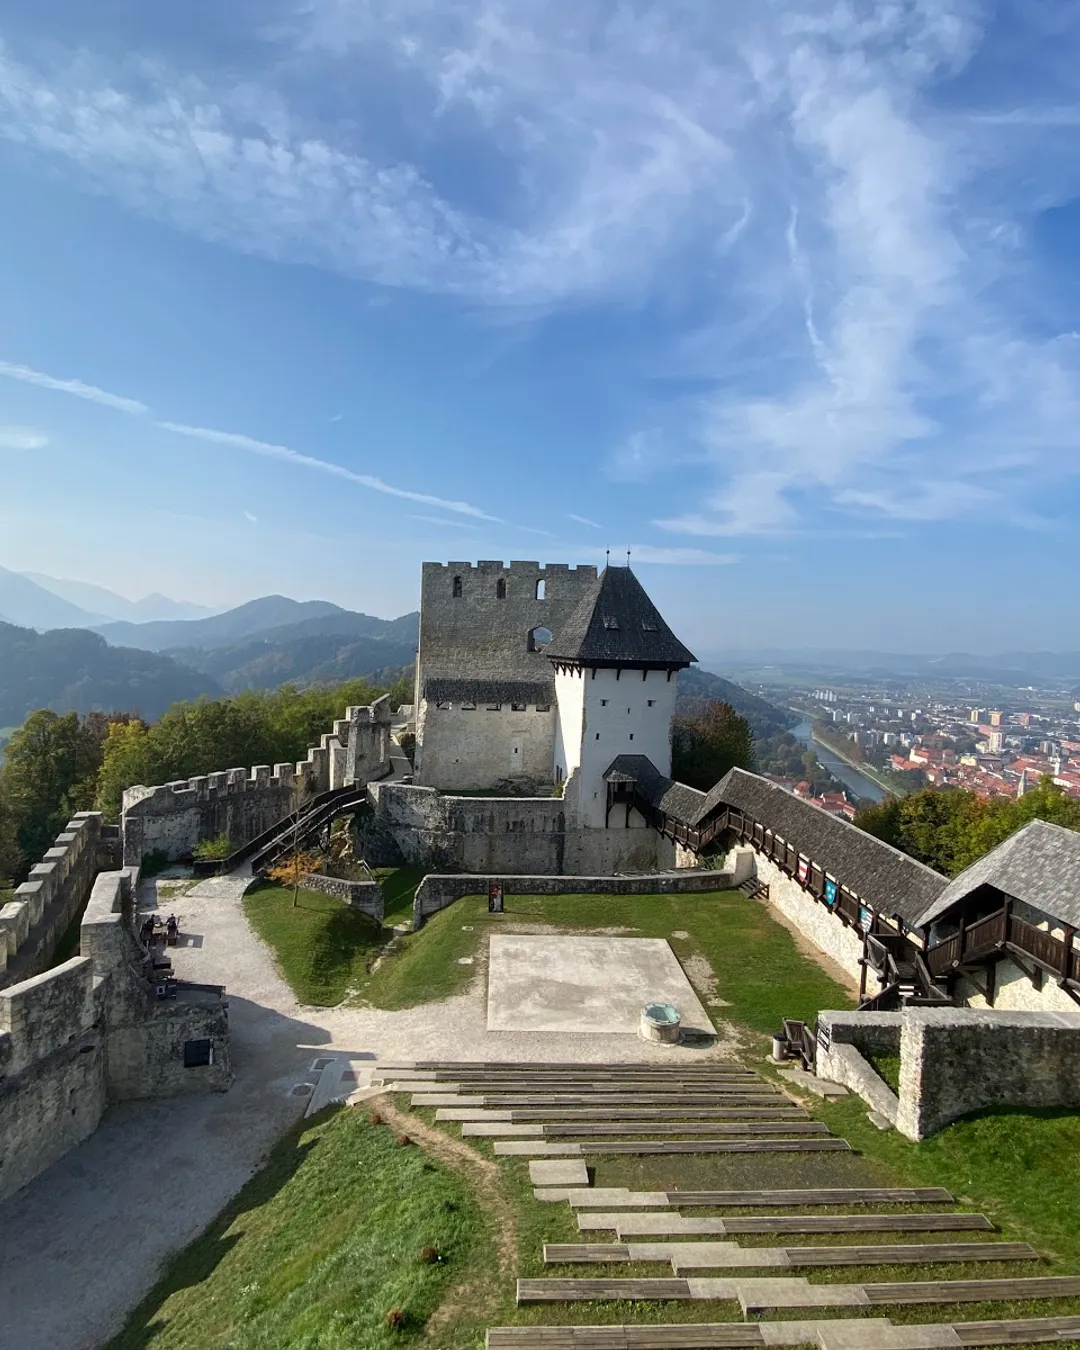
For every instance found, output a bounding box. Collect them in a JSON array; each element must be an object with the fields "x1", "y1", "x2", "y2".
[{"x1": 412, "y1": 559, "x2": 695, "y2": 832}]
